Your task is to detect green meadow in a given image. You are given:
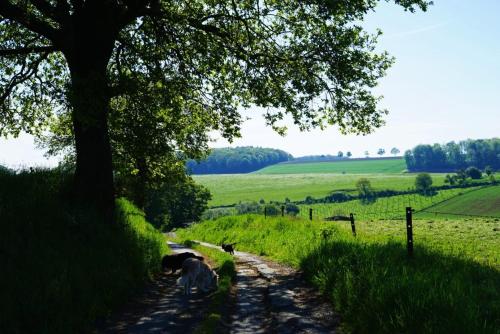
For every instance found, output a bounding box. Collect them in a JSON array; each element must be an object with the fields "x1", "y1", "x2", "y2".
[
  {"x1": 297, "y1": 186, "x2": 487, "y2": 221},
  {"x1": 194, "y1": 173, "x2": 449, "y2": 207},
  {"x1": 422, "y1": 185, "x2": 500, "y2": 217},
  {"x1": 176, "y1": 215, "x2": 500, "y2": 333},
  {"x1": 256, "y1": 157, "x2": 406, "y2": 174}
]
